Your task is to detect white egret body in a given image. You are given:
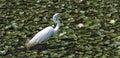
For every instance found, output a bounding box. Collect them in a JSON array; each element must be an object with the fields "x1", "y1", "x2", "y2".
[{"x1": 26, "y1": 13, "x2": 60, "y2": 50}]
